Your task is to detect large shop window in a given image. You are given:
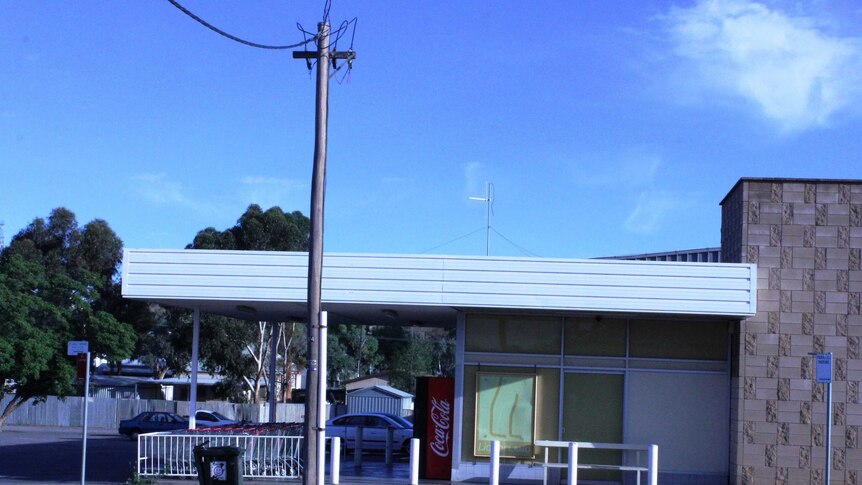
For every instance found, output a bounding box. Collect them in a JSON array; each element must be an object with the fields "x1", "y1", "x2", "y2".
[
  {"x1": 629, "y1": 320, "x2": 728, "y2": 360},
  {"x1": 563, "y1": 317, "x2": 626, "y2": 357},
  {"x1": 465, "y1": 315, "x2": 560, "y2": 354}
]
